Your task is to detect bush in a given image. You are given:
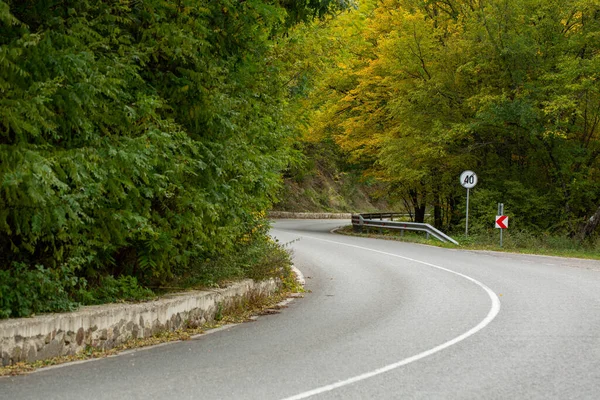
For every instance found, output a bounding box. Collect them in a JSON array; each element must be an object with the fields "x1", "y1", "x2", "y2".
[
  {"x1": 0, "y1": 263, "x2": 81, "y2": 319},
  {"x1": 0, "y1": 0, "x2": 298, "y2": 304},
  {"x1": 79, "y1": 276, "x2": 155, "y2": 305},
  {"x1": 0, "y1": 1, "x2": 334, "y2": 318},
  {"x1": 0, "y1": 263, "x2": 155, "y2": 318},
  {"x1": 0, "y1": 265, "x2": 158, "y2": 317},
  {"x1": 171, "y1": 230, "x2": 292, "y2": 289}
]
